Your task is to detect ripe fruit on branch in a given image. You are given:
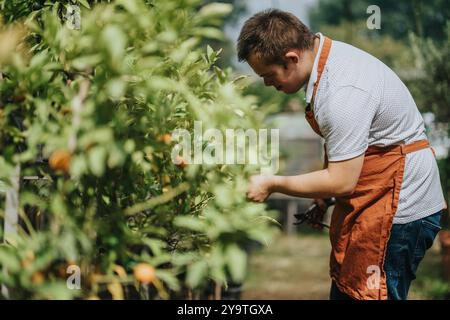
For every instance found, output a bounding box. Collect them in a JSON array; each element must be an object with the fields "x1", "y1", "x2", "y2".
[
  {"x1": 49, "y1": 149, "x2": 72, "y2": 173},
  {"x1": 31, "y1": 272, "x2": 45, "y2": 285},
  {"x1": 158, "y1": 134, "x2": 172, "y2": 145},
  {"x1": 133, "y1": 263, "x2": 156, "y2": 284}
]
